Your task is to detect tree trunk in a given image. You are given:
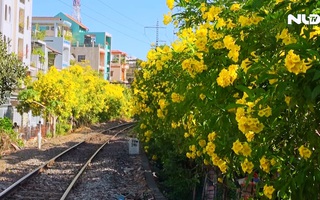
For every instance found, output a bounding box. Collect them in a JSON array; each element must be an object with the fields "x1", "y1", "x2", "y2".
[
  {"x1": 52, "y1": 115, "x2": 57, "y2": 137},
  {"x1": 70, "y1": 115, "x2": 73, "y2": 131}
]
